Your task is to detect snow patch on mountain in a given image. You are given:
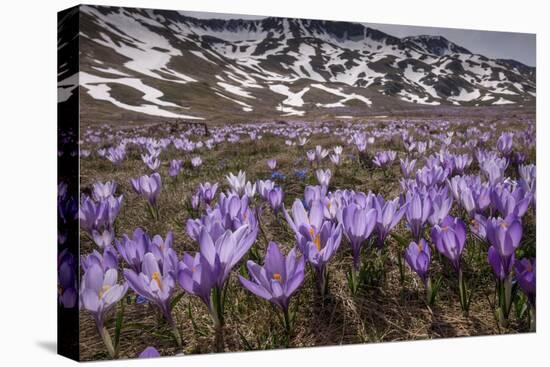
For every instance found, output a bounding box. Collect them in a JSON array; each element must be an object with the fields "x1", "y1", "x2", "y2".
[
  {"x1": 269, "y1": 85, "x2": 310, "y2": 107},
  {"x1": 216, "y1": 82, "x2": 256, "y2": 98},
  {"x1": 312, "y1": 84, "x2": 372, "y2": 106},
  {"x1": 82, "y1": 7, "x2": 196, "y2": 84},
  {"x1": 80, "y1": 72, "x2": 203, "y2": 119}
]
